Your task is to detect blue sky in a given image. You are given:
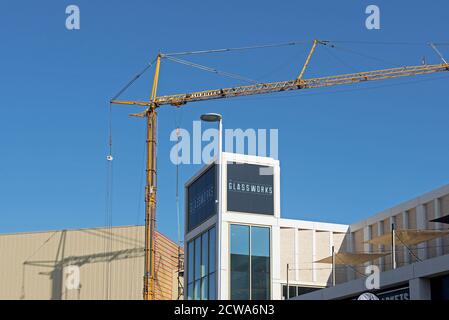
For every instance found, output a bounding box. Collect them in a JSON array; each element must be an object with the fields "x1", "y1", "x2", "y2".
[{"x1": 1, "y1": 1, "x2": 449, "y2": 242}]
